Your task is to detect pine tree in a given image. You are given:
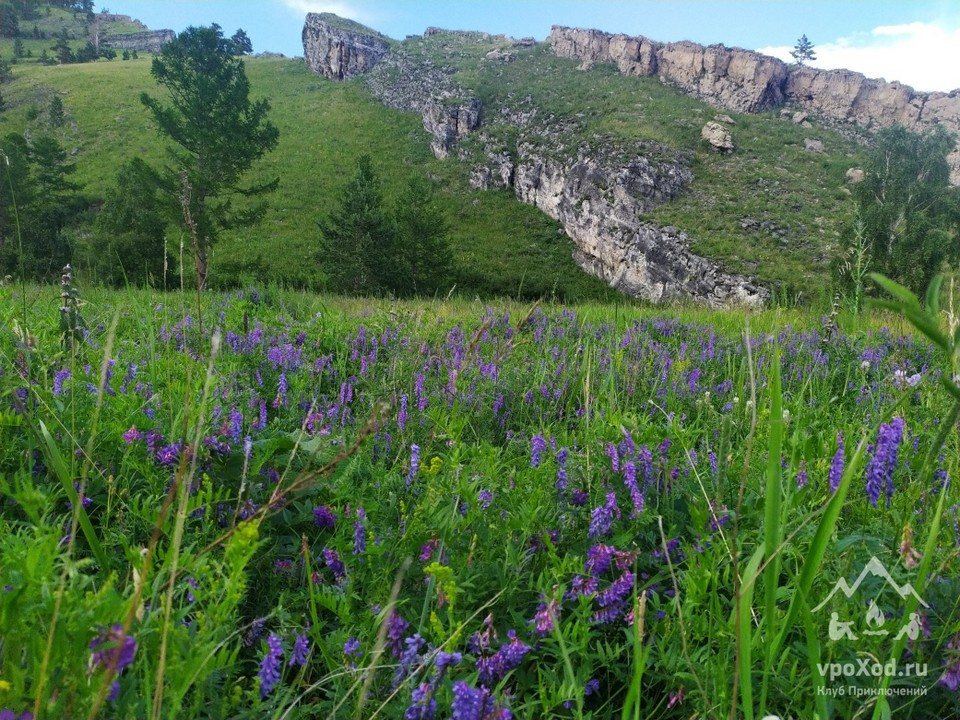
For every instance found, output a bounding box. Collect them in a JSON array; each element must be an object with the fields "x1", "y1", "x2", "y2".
[
  {"x1": 790, "y1": 34, "x2": 816, "y2": 66},
  {"x1": 318, "y1": 154, "x2": 395, "y2": 295},
  {"x1": 140, "y1": 24, "x2": 279, "y2": 289}
]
